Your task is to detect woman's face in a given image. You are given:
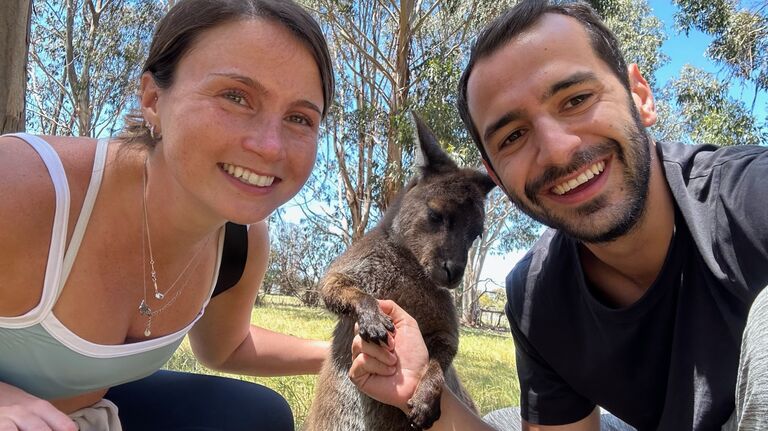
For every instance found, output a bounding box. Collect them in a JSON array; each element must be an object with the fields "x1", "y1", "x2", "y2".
[{"x1": 149, "y1": 18, "x2": 324, "y2": 225}]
